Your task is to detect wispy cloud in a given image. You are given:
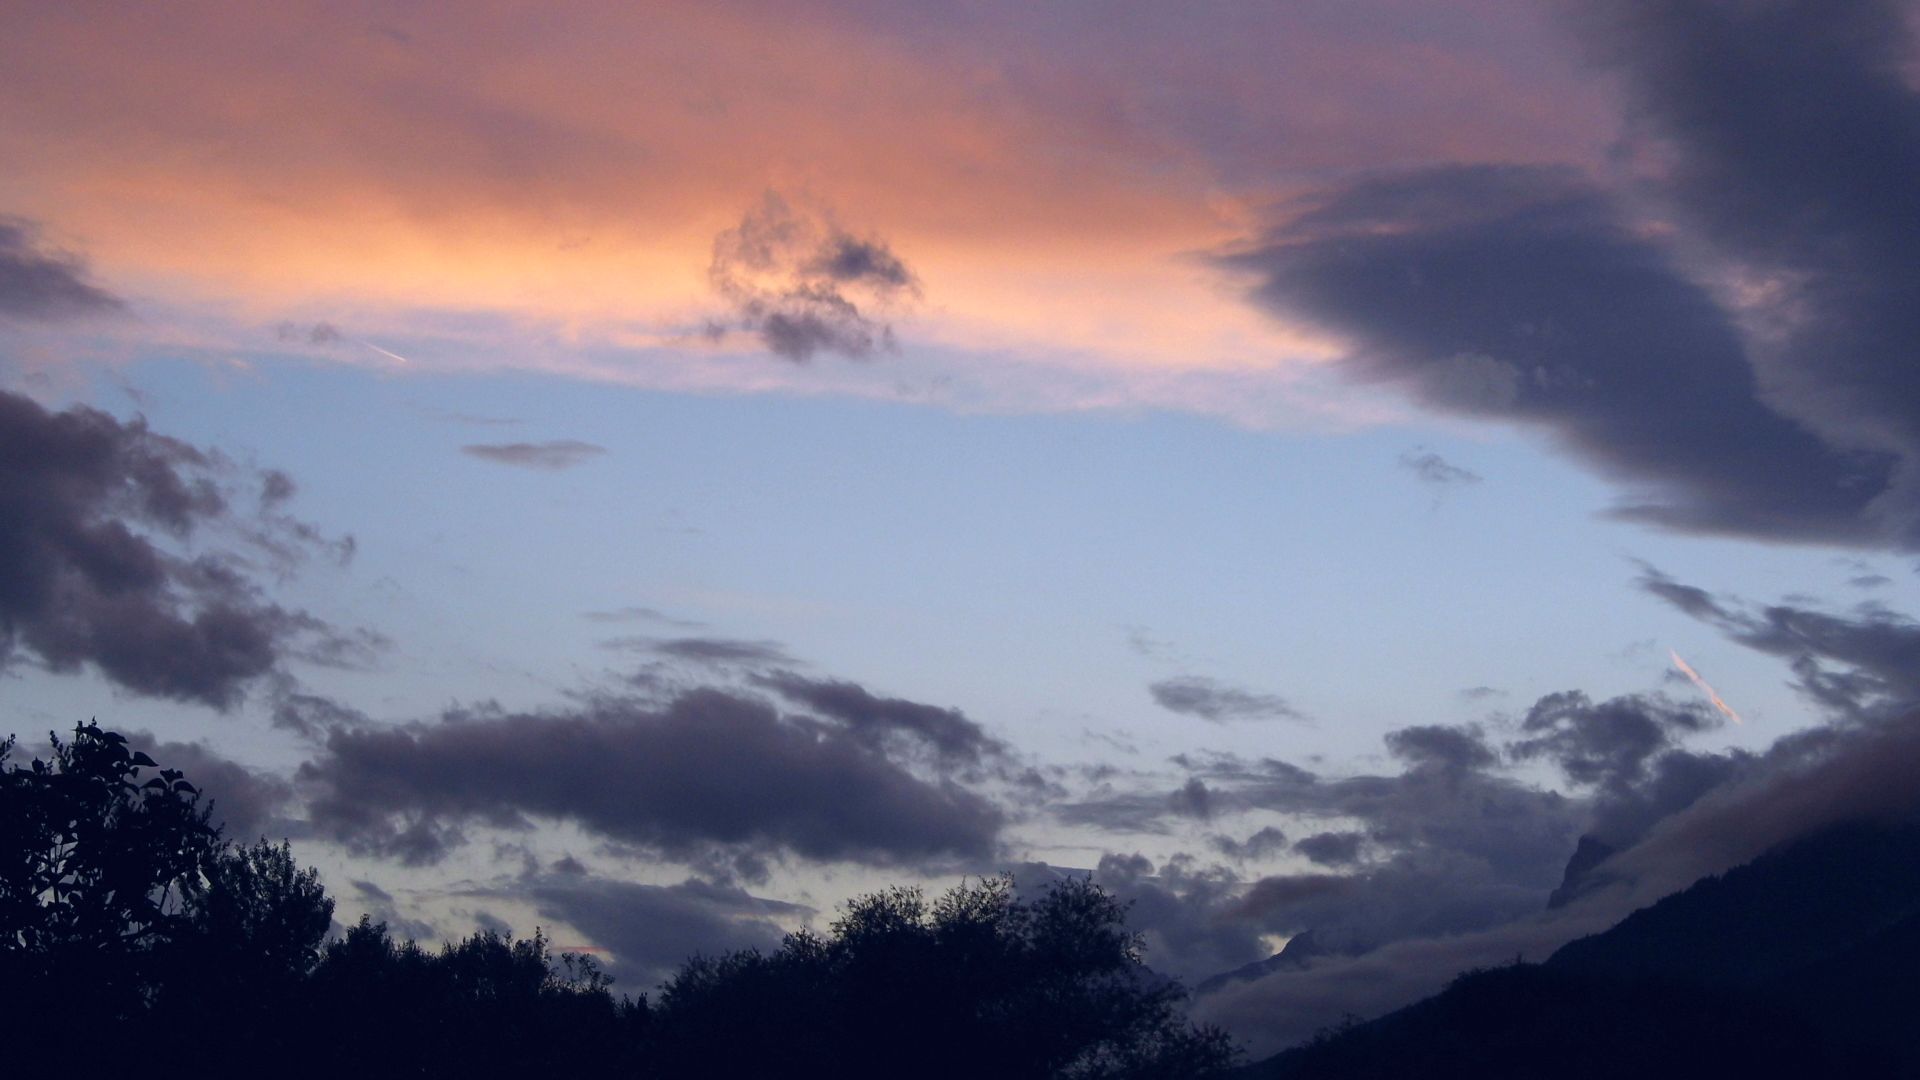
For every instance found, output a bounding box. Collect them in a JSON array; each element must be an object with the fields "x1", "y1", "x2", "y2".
[{"x1": 460, "y1": 440, "x2": 606, "y2": 470}]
